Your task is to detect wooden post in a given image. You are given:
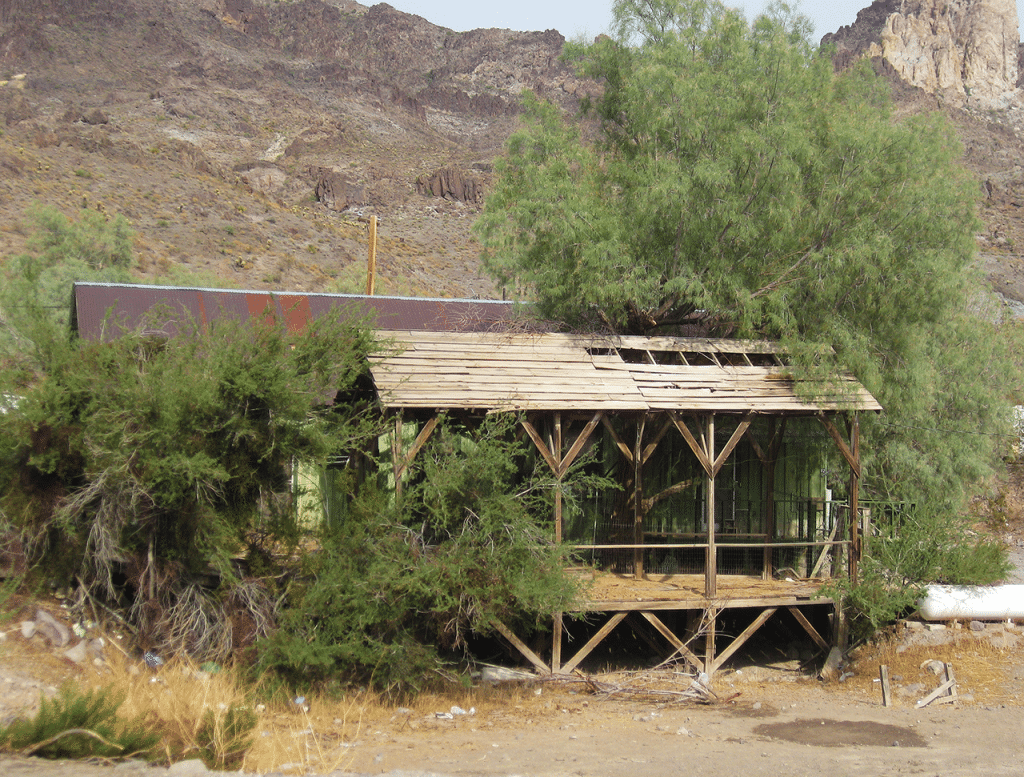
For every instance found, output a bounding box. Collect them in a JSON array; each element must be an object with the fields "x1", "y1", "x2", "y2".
[
  {"x1": 552, "y1": 613, "x2": 563, "y2": 674},
  {"x1": 633, "y1": 417, "x2": 646, "y2": 580},
  {"x1": 704, "y1": 607, "x2": 717, "y2": 674},
  {"x1": 706, "y1": 415, "x2": 717, "y2": 598},
  {"x1": 392, "y1": 412, "x2": 403, "y2": 498},
  {"x1": 848, "y1": 413, "x2": 860, "y2": 585},
  {"x1": 365, "y1": 215, "x2": 377, "y2": 295},
  {"x1": 554, "y1": 412, "x2": 563, "y2": 544},
  {"x1": 880, "y1": 665, "x2": 892, "y2": 707}
]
